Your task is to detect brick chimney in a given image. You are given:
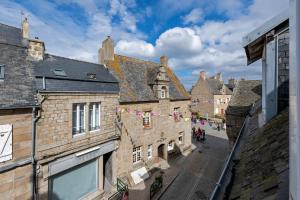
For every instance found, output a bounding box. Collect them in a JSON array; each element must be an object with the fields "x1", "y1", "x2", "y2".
[
  {"x1": 99, "y1": 36, "x2": 114, "y2": 64},
  {"x1": 22, "y1": 17, "x2": 29, "y2": 39},
  {"x1": 160, "y1": 56, "x2": 168, "y2": 67},
  {"x1": 200, "y1": 71, "x2": 206, "y2": 80}
]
